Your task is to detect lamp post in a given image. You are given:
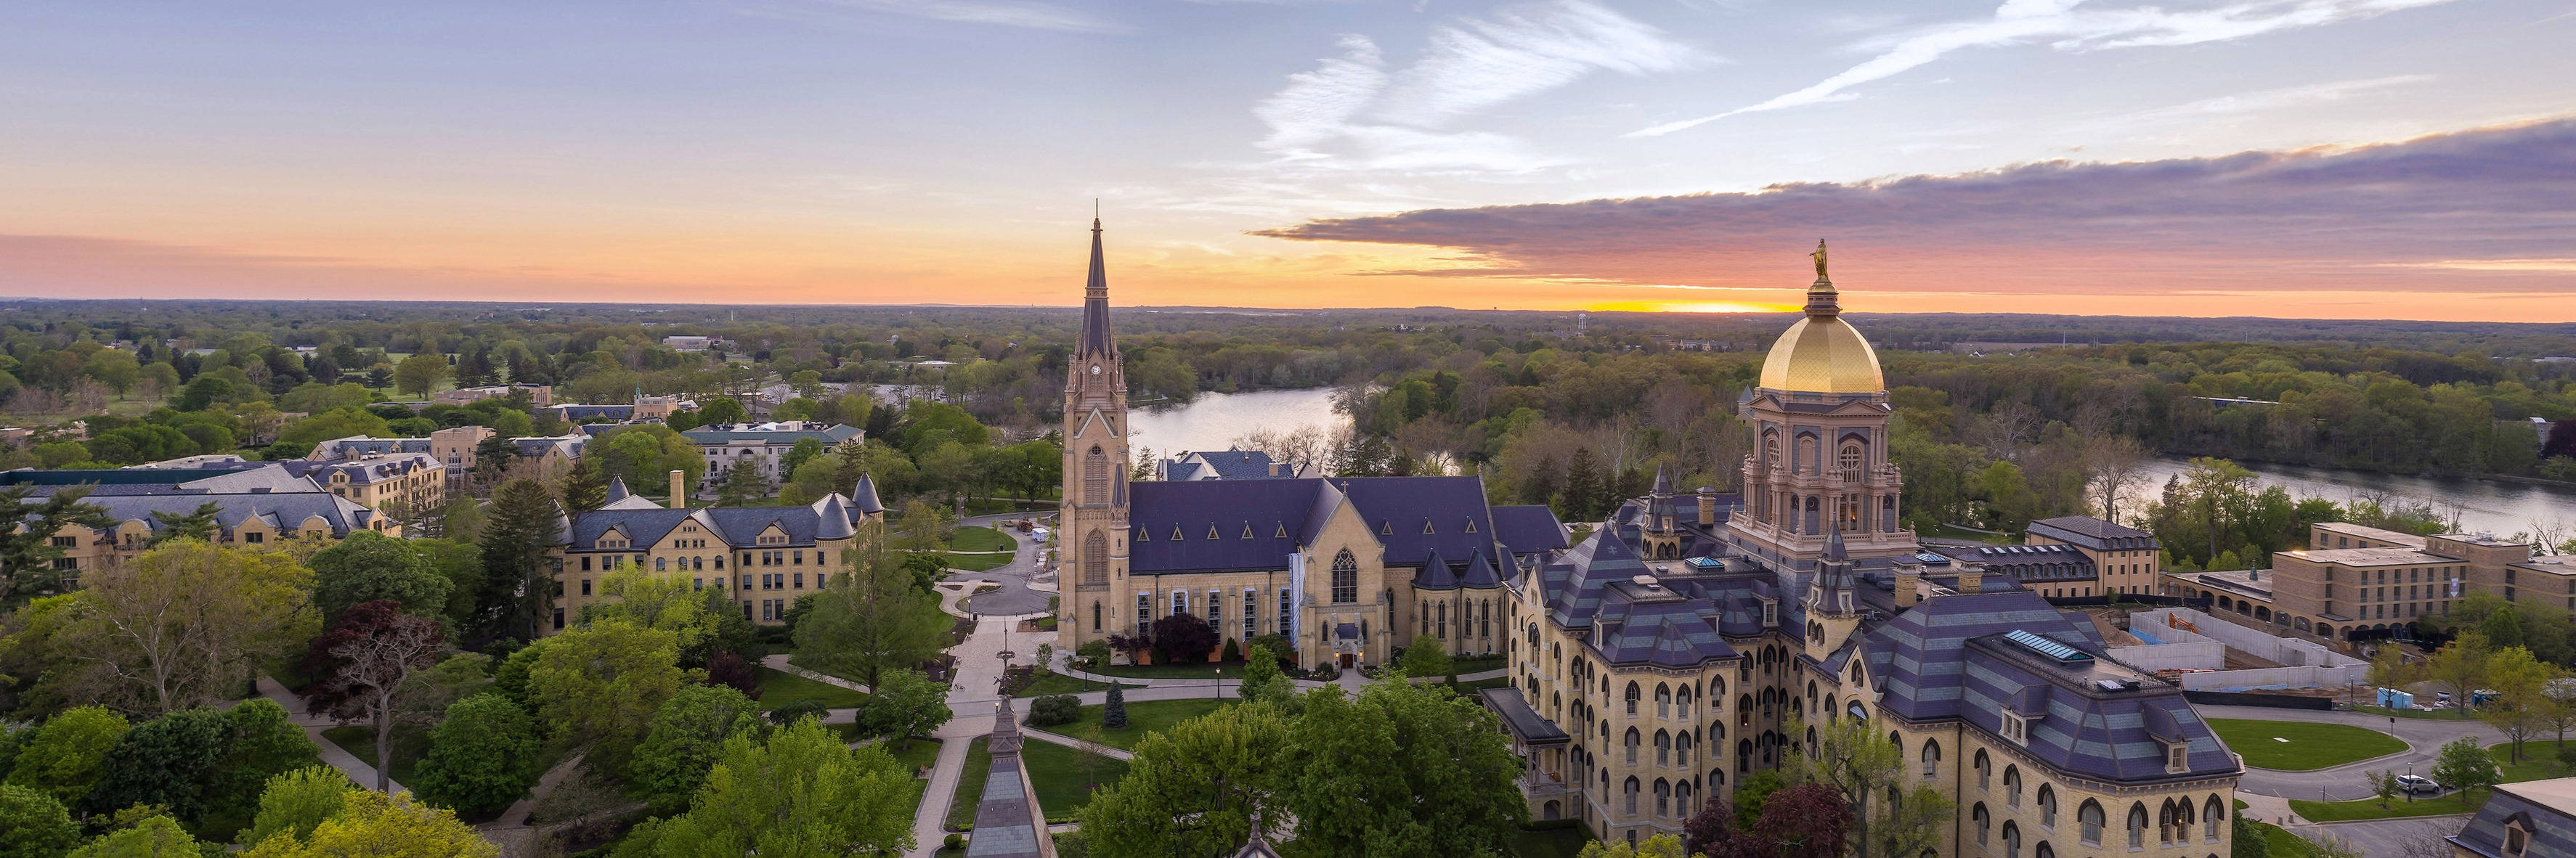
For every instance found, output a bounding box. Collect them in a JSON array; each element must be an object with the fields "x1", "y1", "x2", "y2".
[{"x1": 1214, "y1": 667, "x2": 1223, "y2": 701}]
